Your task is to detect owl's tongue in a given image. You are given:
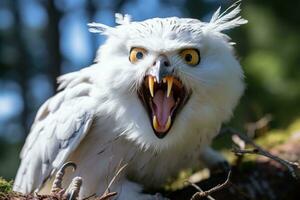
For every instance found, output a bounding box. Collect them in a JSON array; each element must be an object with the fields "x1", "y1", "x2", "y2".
[{"x1": 153, "y1": 90, "x2": 175, "y2": 132}]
